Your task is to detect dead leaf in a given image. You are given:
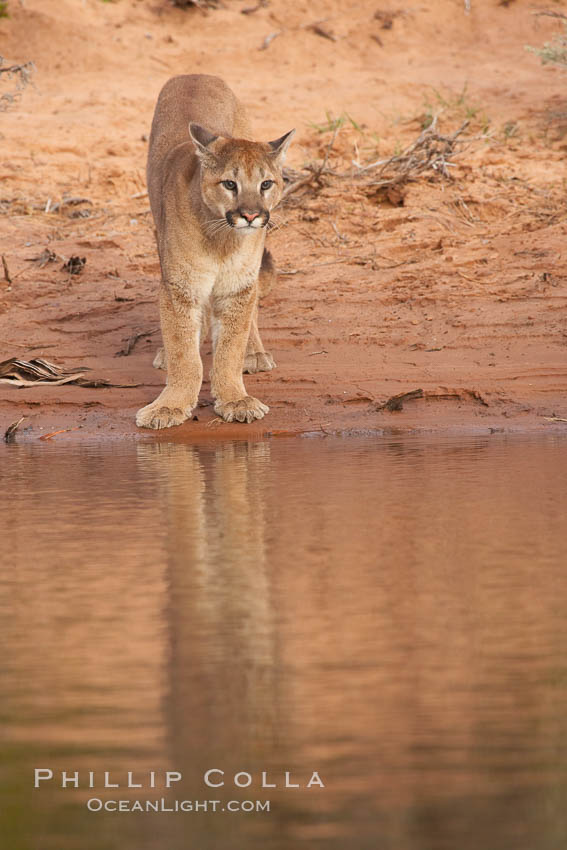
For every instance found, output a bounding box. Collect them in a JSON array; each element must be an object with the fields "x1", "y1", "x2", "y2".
[
  {"x1": 0, "y1": 357, "x2": 90, "y2": 387},
  {"x1": 61, "y1": 256, "x2": 86, "y2": 275},
  {"x1": 0, "y1": 357, "x2": 139, "y2": 389},
  {"x1": 374, "y1": 9, "x2": 402, "y2": 29}
]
